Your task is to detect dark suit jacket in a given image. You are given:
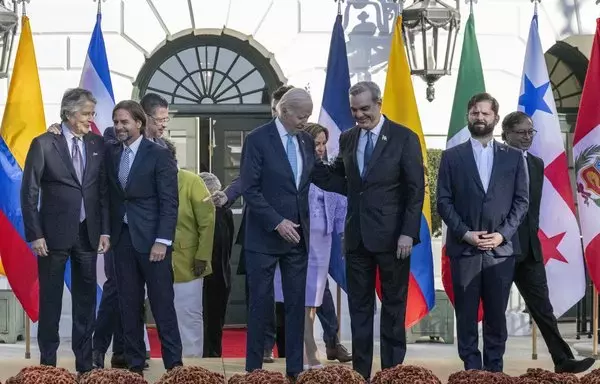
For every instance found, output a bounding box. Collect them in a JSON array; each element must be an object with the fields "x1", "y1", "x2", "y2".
[
  {"x1": 21, "y1": 132, "x2": 109, "y2": 250},
  {"x1": 436, "y1": 140, "x2": 529, "y2": 258},
  {"x1": 312, "y1": 117, "x2": 425, "y2": 254},
  {"x1": 105, "y1": 137, "x2": 179, "y2": 253},
  {"x1": 208, "y1": 206, "x2": 235, "y2": 289},
  {"x1": 516, "y1": 153, "x2": 544, "y2": 262},
  {"x1": 240, "y1": 120, "x2": 315, "y2": 254}
]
